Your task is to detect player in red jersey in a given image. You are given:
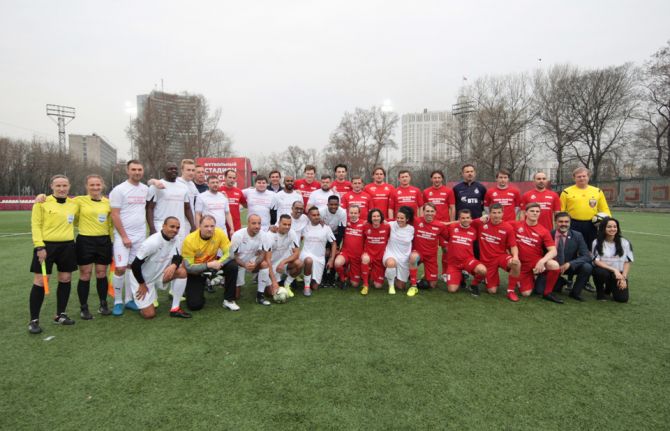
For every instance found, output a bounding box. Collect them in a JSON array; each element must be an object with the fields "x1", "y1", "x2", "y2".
[
  {"x1": 443, "y1": 209, "x2": 487, "y2": 294},
  {"x1": 508, "y1": 203, "x2": 563, "y2": 303},
  {"x1": 484, "y1": 169, "x2": 521, "y2": 222},
  {"x1": 393, "y1": 170, "x2": 424, "y2": 220},
  {"x1": 360, "y1": 209, "x2": 390, "y2": 294},
  {"x1": 470, "y1": 203, "x2": 520, "y2": 296},
  {"x1": 341, "y1": 176, "x2": 372, "y2": 221},
  {"x1": 409, "y1": 203, "x2": 449, "y2": 291},
  {"x1": 520, "y1": 171, "x2": 561, "y2": 231},
  {"x1": 423, "y1": 170, "x2": 454, "y2": 280},
  {"x1": 294, "y1": 164, "x2": 321, "y2": 209},
  {"x1": 364, "y1": 167, "x2": 395, "y2": 220},
  {"x1": 331, "y1": 163, "x2": 352, "y2": 196},
  {"x1": 334, "y1": 205, "x2": 366, "y2": 289},
  {"x1": 220, "y1": 169, "x2": 247, "y2": 235}
]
